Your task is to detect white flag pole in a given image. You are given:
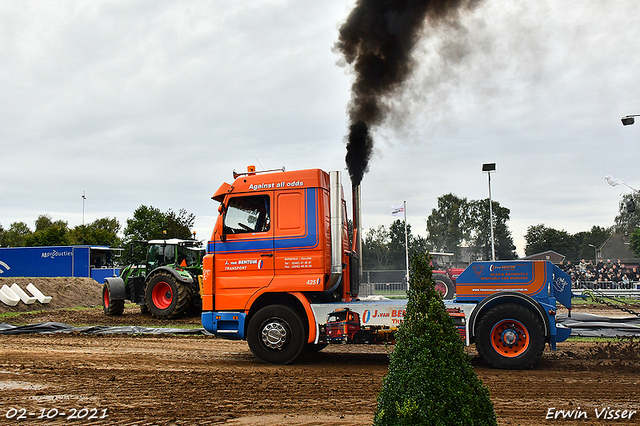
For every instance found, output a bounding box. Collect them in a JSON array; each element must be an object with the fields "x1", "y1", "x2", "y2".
[{"x1": 606, "y1": 174, "x2": 639, "y2": 193}]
